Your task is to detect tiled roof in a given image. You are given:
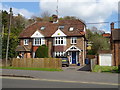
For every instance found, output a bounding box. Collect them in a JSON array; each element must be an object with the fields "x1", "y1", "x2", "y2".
[
  {"x1": 102, "y1": 33, "x2": 111, "y2": 38},
  {"x1": 16, "y1": 45, "x2": 31, "y2": 52},
  {"x1": 19, "y1": 19, "x2": 85, "y2": 38}
]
